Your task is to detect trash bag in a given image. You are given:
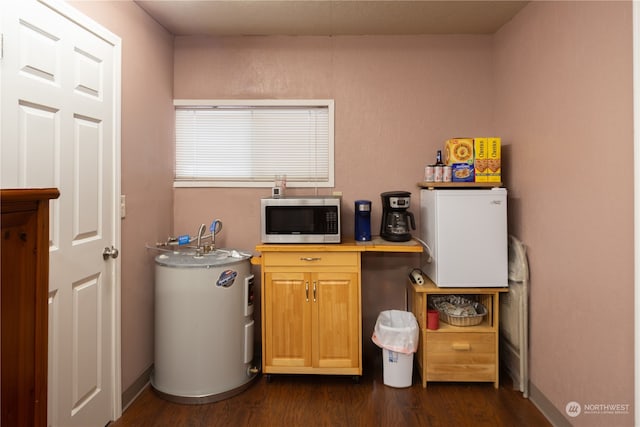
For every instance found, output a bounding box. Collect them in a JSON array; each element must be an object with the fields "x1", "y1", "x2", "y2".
[{"x1": 371, "y1": 310, "x2": 419, "y2": 354}]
